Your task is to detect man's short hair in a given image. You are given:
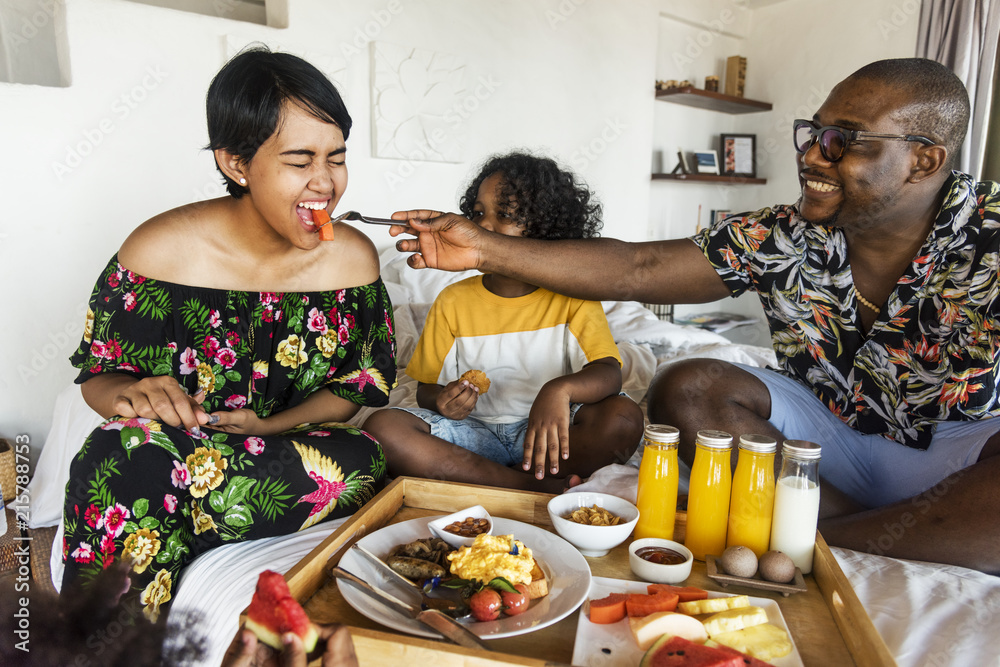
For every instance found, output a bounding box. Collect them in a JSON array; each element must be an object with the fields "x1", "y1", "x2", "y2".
[{"x1": 849, "y1": 58, "x2": 970, "y2": 168}]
